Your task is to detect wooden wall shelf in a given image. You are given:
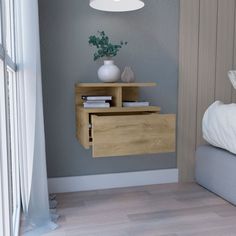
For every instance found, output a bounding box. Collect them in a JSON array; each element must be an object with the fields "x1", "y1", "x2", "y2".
[
  {"x1": 75, "y1": 82, "x2": 157, "y2": 88},
  {"x1": 77, "y1": 106, "x2": 161, "y2": 114},
  {"x1": 75, "y1": 82, "x2": 176, "y2": 158}
]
